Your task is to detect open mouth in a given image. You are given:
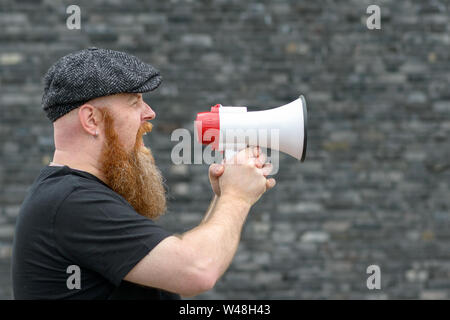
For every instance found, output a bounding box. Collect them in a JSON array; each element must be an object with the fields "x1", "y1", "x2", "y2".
[{"x1": 138, "y1": 123, "x2": 152, "y2": 149}]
